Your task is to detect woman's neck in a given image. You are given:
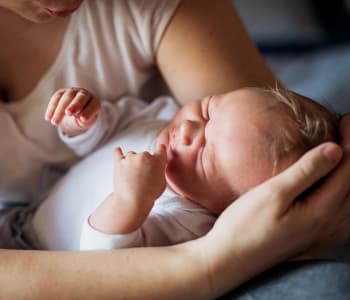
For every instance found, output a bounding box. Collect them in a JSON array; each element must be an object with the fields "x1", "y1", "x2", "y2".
[
  {"x1": 0, "y1": 7, "x2": 69, "y2": 42},
  {"x1": 0, "y1": 8, "x2": 70, "y2": 103}
]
